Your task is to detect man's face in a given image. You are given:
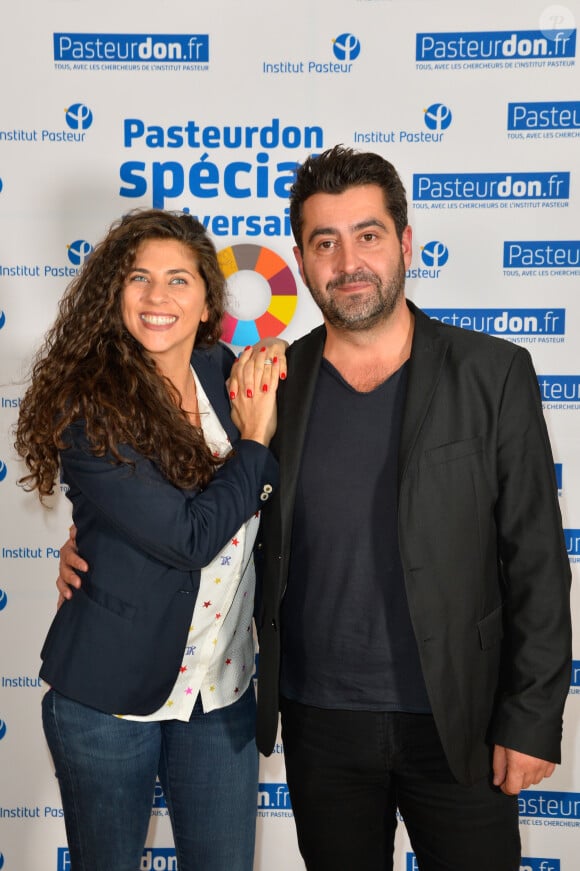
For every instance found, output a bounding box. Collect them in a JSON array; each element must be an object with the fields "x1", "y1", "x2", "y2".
[{"x1": 294, "y1": 184, "x2": 412, "y2": 332}]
